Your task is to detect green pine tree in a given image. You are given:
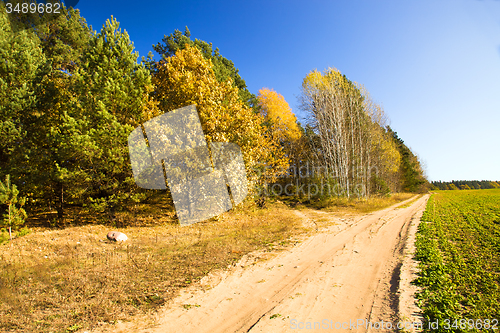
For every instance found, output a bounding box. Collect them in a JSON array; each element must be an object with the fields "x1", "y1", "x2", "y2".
[
  {"x1": 69, "y1": 16, "x2": 158, "y2": 214},
  {"x1": 0, "y1": 175, "x2": 27, "y2": 240},
  {"x1": 0, "y1": 2, "x2": 45, "y2": 178},
  {"x1": 386, "y1": 127, "x2": 428, "y2": 192},
  {"x1": 153, "y1": 27, "x2": 256, "y2": 108},
  {"x1": 17, "y1": 5, "x2": 93, "y2": 222}
]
